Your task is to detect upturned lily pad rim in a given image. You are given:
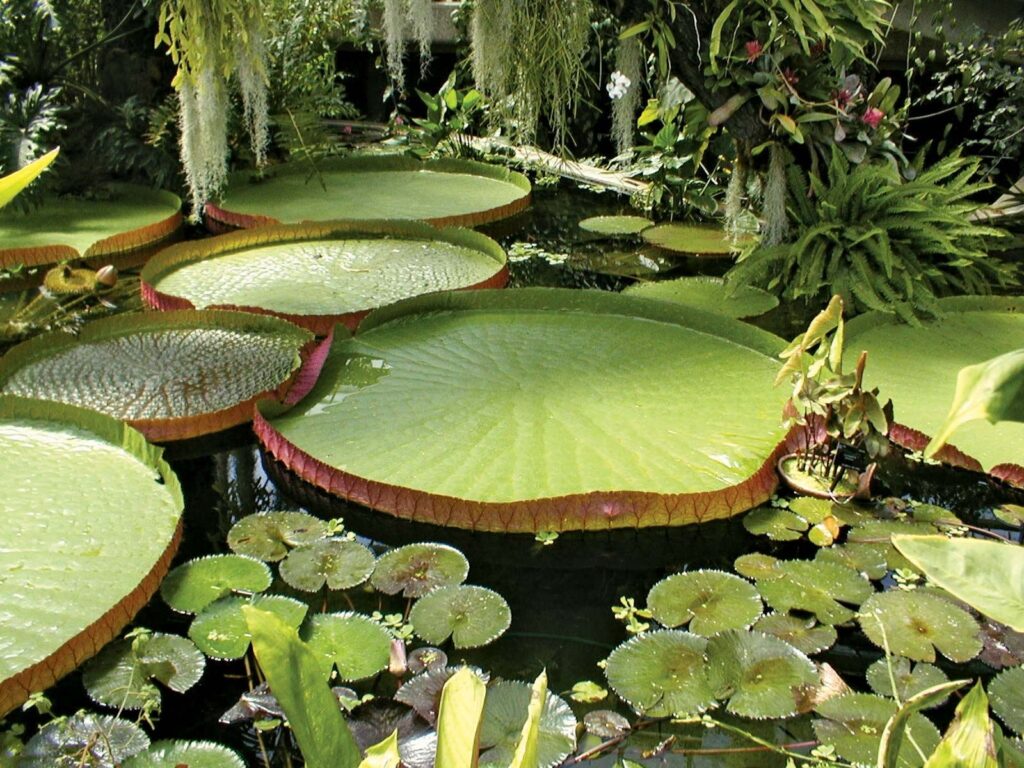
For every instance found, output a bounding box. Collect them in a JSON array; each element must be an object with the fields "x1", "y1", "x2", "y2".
[
  {"x1": 623, "y1": 276, "x2": 780, "y2": 319},
  {"x1": 141, "y1": 220, "x2": 509, "y2": 335},
  {"x1": 0, "y1": 309, "x2": 316, "y2": 442},
  {"x1": 256, "y1": 288, "x2": 798, "y2": 532},
  {"x1": 0, "y1": 395, "x2": 184, "y2": 717},
  {"x1": 205, "y1": 155, "x2": 532, "y2": 231}
]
